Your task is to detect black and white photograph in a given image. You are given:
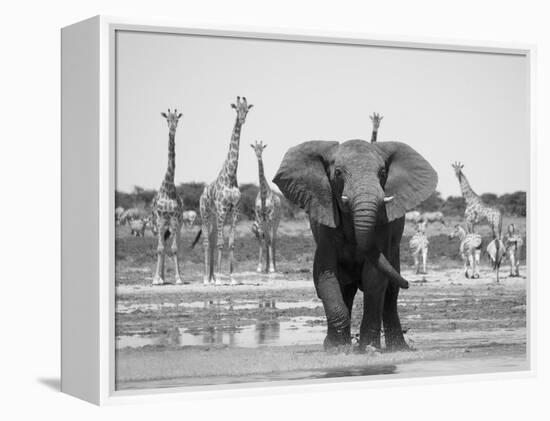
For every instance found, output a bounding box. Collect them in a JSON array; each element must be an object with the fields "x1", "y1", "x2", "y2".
[{"x1": 113, "y1": 29, "x2": 529, "y2": 390}]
